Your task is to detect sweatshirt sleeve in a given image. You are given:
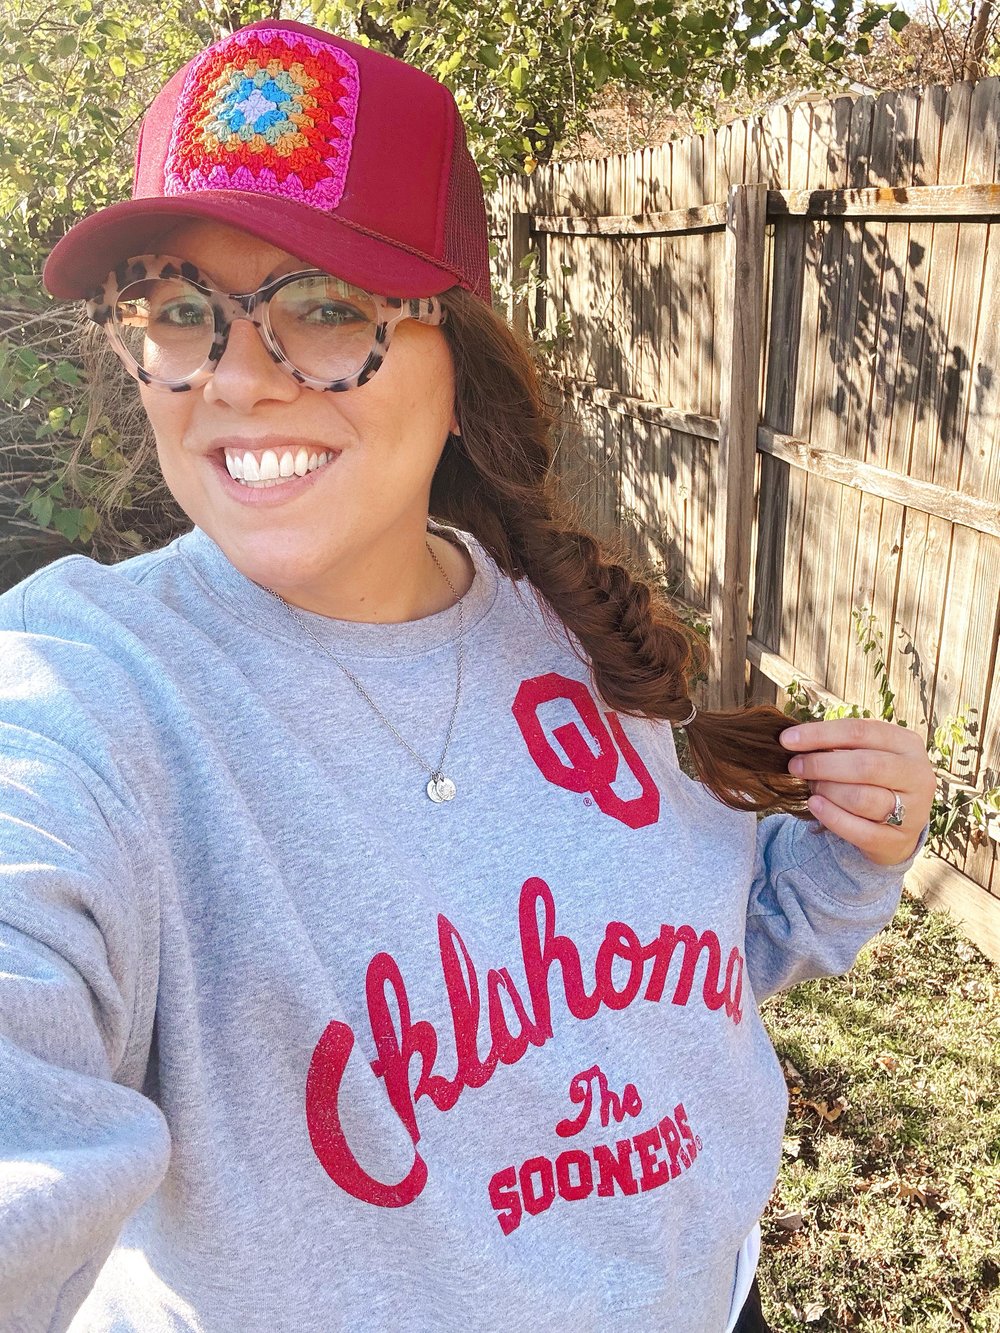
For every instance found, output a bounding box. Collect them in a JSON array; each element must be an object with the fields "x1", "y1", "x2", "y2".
[
  {"x1": 0, "y1": 735, "x2": 171, "y2": 1333},
  {"x1": 745, "y1": 811, "x2": 931, "y2": 1004}
]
